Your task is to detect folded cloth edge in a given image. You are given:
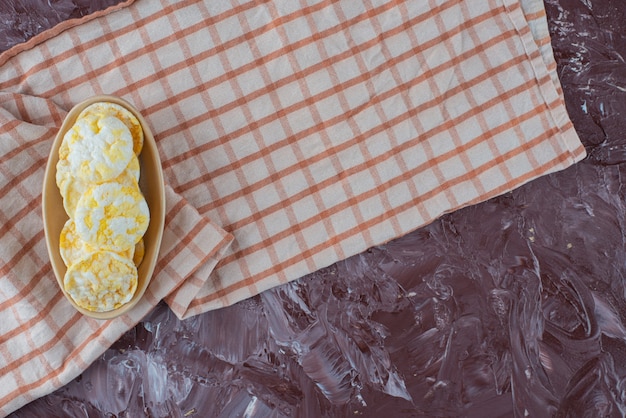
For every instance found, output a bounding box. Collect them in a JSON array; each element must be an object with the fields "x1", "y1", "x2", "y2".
[
  {"x1": 504, "y1": 0, "x2": 587, "y2": 160},
  {"x1": 159, "y1": 184, "x2": 234, "y2": 319},
  {"x1": 0, "y1": 0, "x2": 136, "y2": 68}
]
